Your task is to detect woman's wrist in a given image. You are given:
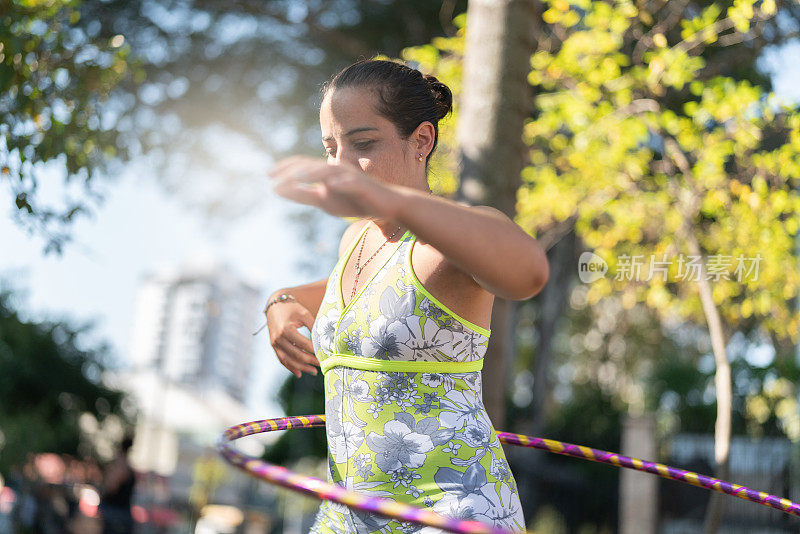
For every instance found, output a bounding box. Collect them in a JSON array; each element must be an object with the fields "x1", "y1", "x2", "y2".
[
  {"x1": 264, "y1": 292, "x2": 296, "y2": 317},
  {"x1": 268, "y1": 292, "x2": 296, "y2": 307},
  {"x1": 268, "y1": 288, "x2": 289, "y2": 303},
  {"x1": 251, "y1": 291, "x2": 296, "y2": 335}
]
